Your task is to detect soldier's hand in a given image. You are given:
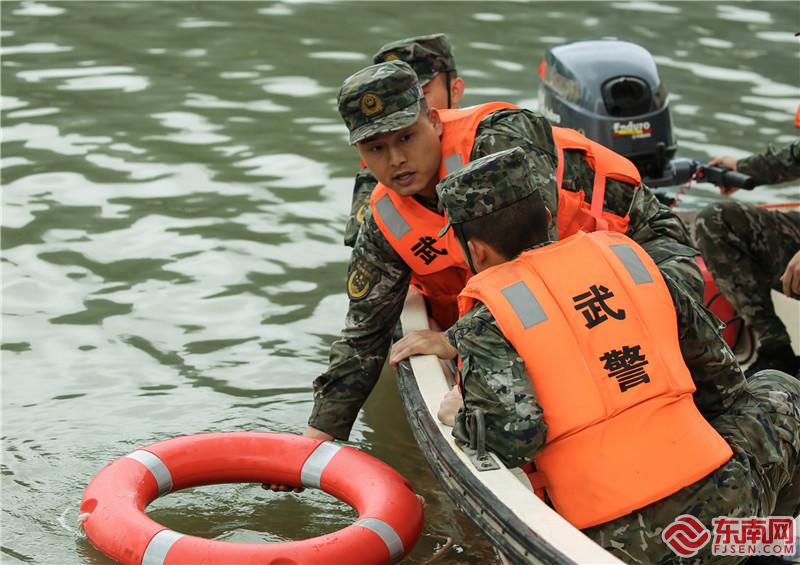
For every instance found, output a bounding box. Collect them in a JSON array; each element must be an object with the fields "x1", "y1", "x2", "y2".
[
  {"x1": 437, "y1": 386, "x2": 463, "y2": 427},
  {"x1": 389, "y1": 330, "x2": 457, "y2": 367},
  {"x1": 780, "y1": 250, "x2": 800, "y2": 298},
  {"x1": 262, "y1": 427, "x2": 334, "y2": 493},
  {"x1": 708, "y1": 156, "x2": 740, "y2": 195}
]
